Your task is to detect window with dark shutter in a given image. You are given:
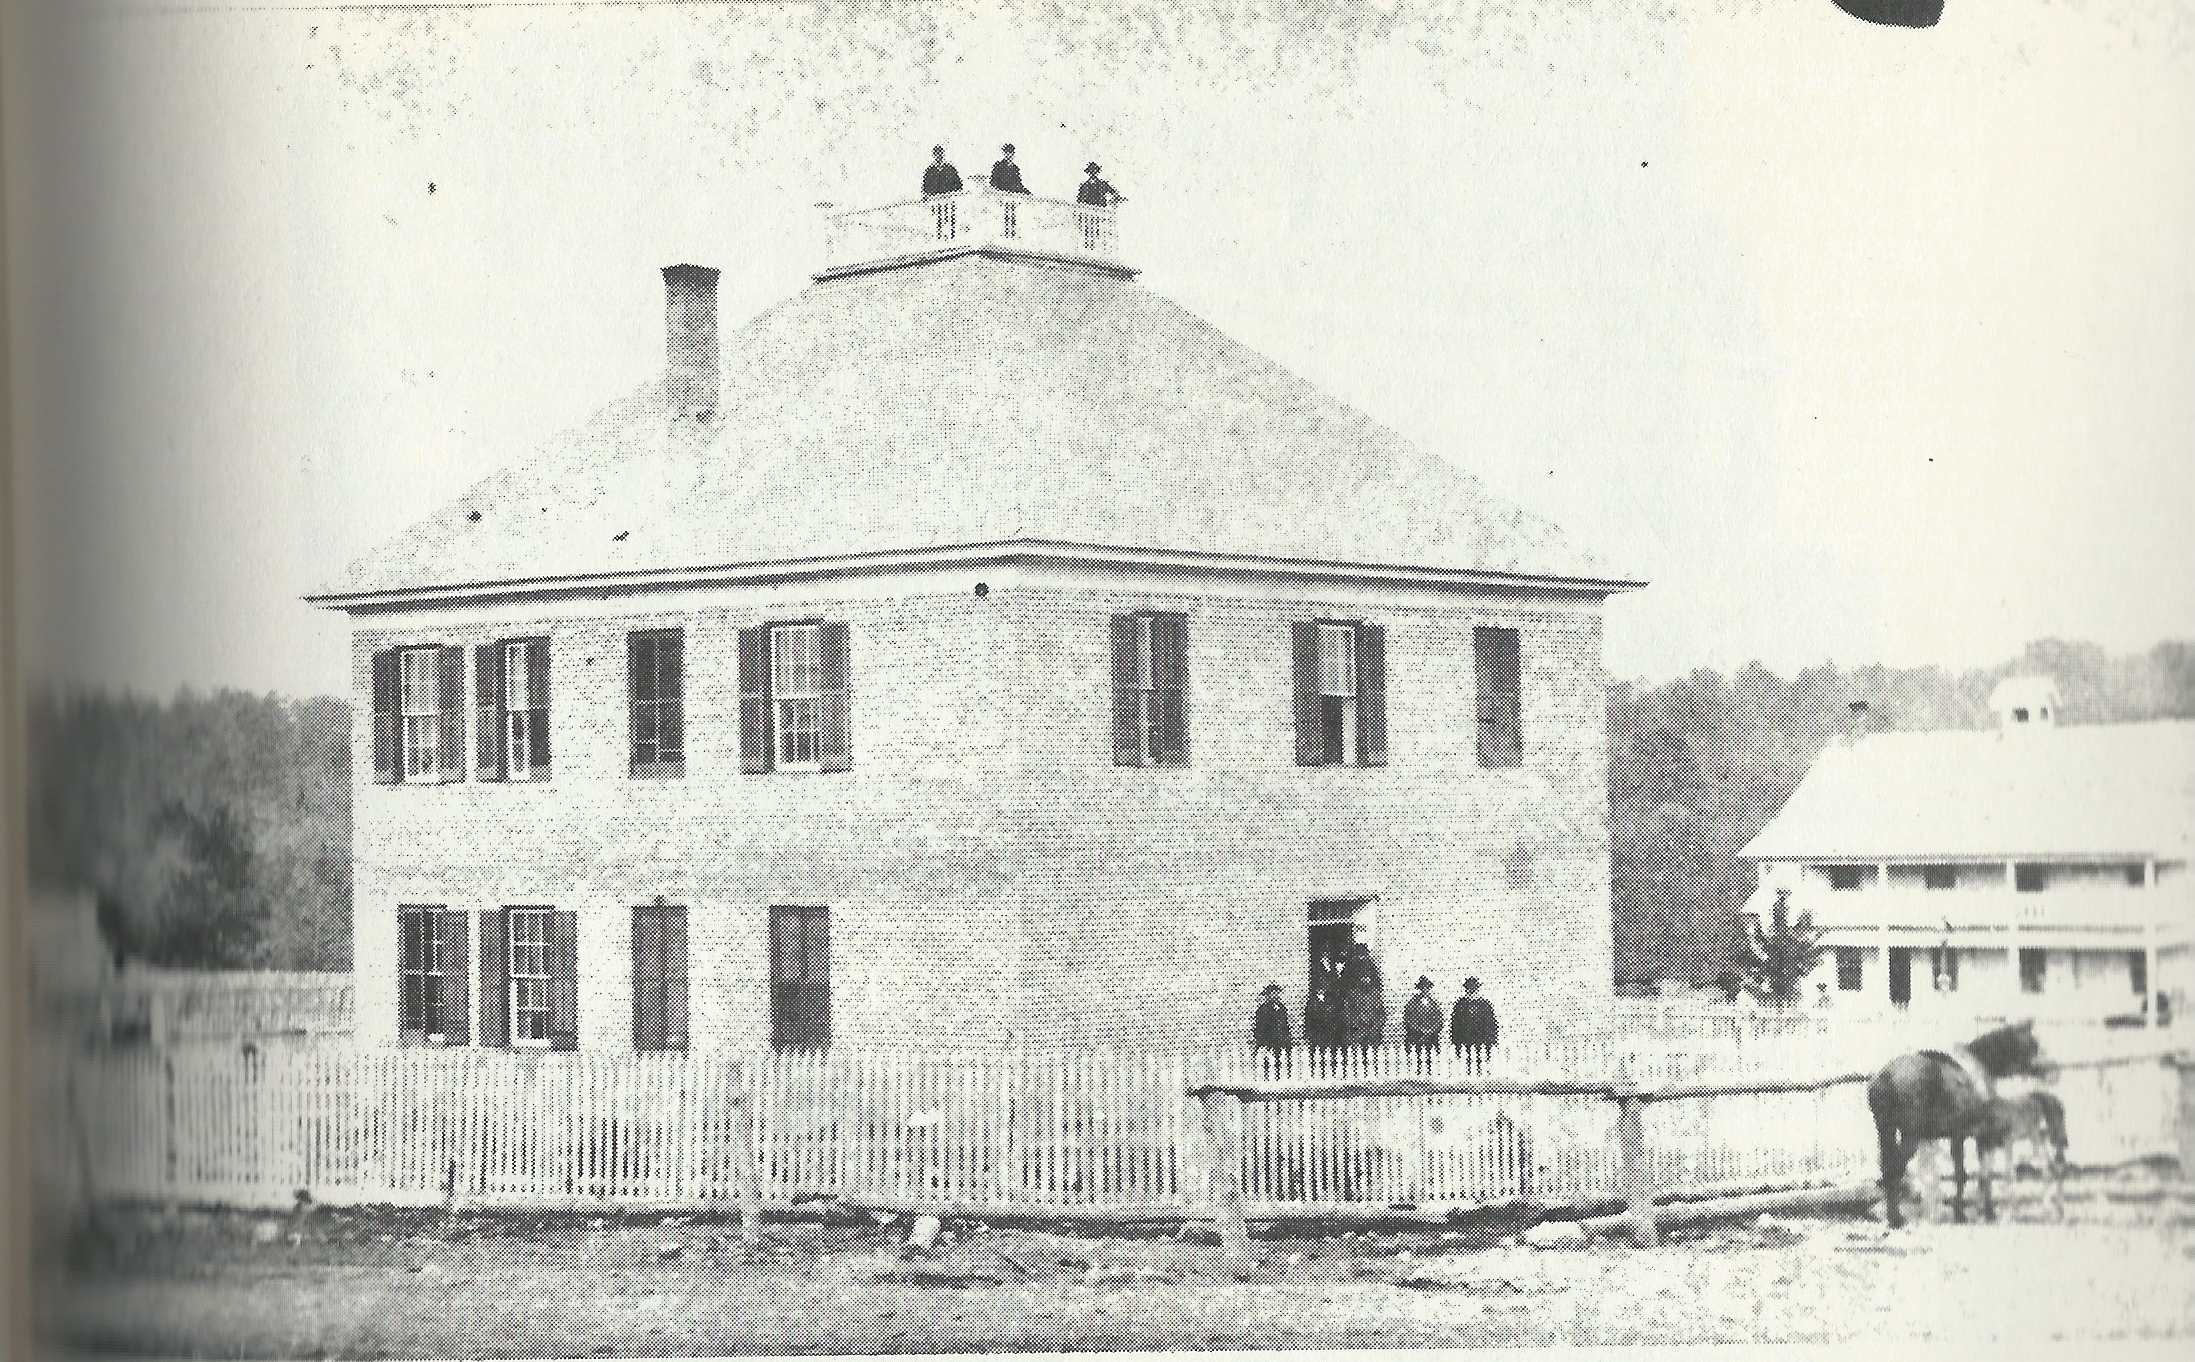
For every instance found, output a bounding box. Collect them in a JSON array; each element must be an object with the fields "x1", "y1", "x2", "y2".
[
  {"x1": 1473, "y1": 626, "x2": 1522, "y2": 768},
  {"x1": 817, "y1": 622, "x2": 852, "y2": 773},
  {"x1": 398, "y1": 905, "x2": 466, "y2": 1045},
  {"x1": 478, "y1": 907, "x2": 509, "y2": 1047},
  {"x1": 633, "y1": 902, "x2": 689, "y2": 1051},
  {"x1": 770, "y1": 905, "x2": 830, "y2": 1049},
  {"x1": 372, "y1": 650, "x2": 400, "y2": 783},
  {"x1": 1113, "y1": 613, "x2": 1188, "y2": 767},
  {"x1": 492, "y1": 638, "x2": 551, "y2": 781},
  {"x1": 1296, "y1": 620, "x2": 1383, "y2": 767},
  {"x1": 629, "y1": 629, "x2": 685, "y2": 777}
]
